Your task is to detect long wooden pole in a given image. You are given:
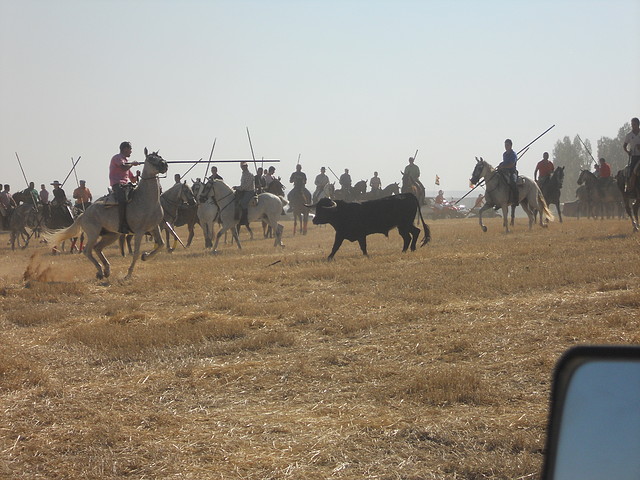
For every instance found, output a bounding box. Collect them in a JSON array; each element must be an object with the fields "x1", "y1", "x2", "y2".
[
  {"x1": 204, "y1": 138, "x2": 217, "y2": 178},
  {"x1": 246, "y1": 127, "x2": 259, "y2": 174}
]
